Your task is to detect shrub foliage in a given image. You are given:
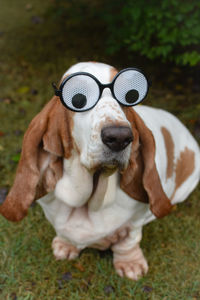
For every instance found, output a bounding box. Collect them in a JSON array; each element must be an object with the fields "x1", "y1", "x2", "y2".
[
  {"x1": 49, "y1": 0, "x2": 200, "y2": 66},
  {"x1": 104, "y1": 0, "x2": 200, "y2": 66}
]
